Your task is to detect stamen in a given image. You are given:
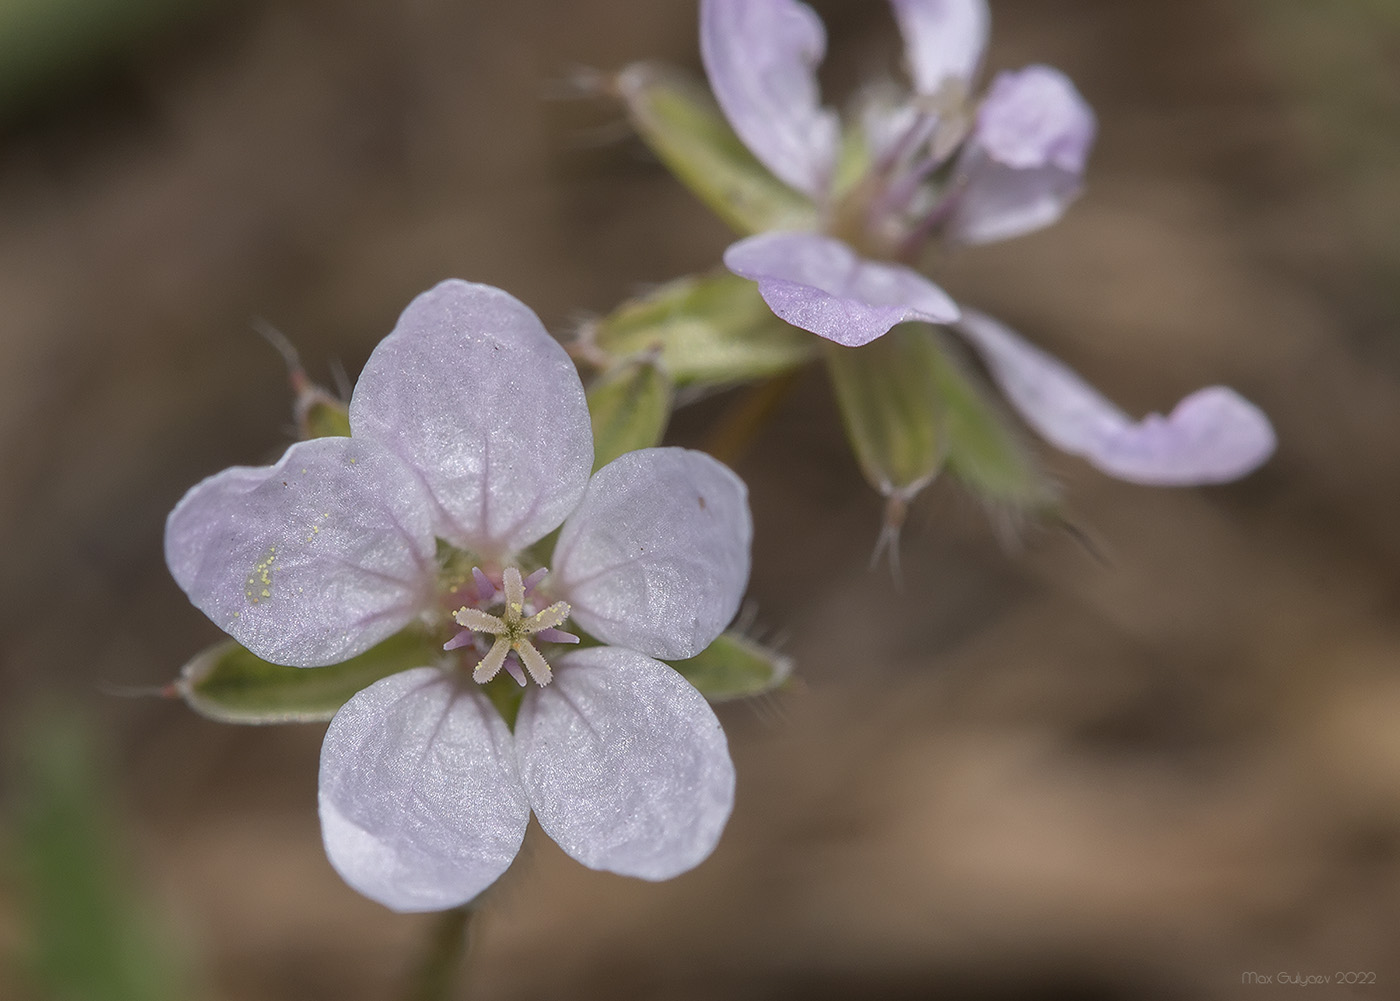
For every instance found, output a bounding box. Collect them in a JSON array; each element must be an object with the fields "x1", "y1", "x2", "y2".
[
  {"x1": 454, "y1": 606, "x2": 505, "y2": 633},
  {"x1": 523, "y1": 567, "x2": 548, "y2": 594},
  {"x1": 516, "y1": 640, "x2": 553, "y2": 686},
  {"x1": 525, "y1": 601, "x2": 571, "y2": 633},
  {"x1": 473, "y1": 636, "x2": 511, "y2": 683},
  {"x1": 503, "y1": 567, "x2": 525, "y2": 614},
  {"x1": 450, "y1": 566, "x2": 575, "y2": 687}
]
